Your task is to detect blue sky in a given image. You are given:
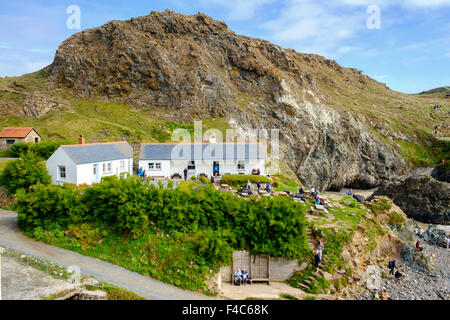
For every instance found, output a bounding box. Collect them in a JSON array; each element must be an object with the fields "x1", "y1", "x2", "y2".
[{"x1": 0, "y1": 0, "x2": 449, "y2": 93}]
